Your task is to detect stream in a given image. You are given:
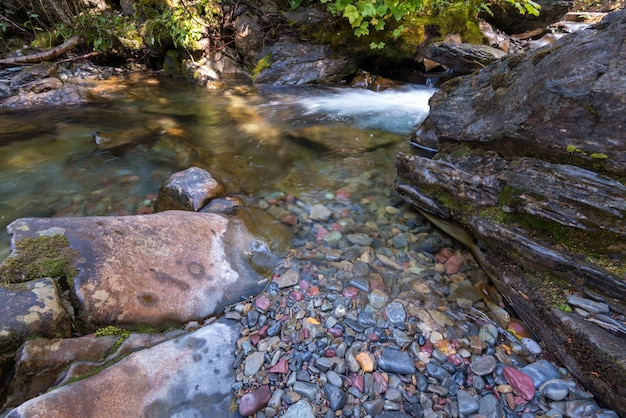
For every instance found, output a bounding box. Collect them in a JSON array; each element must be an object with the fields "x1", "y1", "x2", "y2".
[
  {"x1": 0, "y1": 78, "x2": 435, "y2": 260},
  {"x1": 1, "y1": 76, "x2": 617, "y2": 417}
]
